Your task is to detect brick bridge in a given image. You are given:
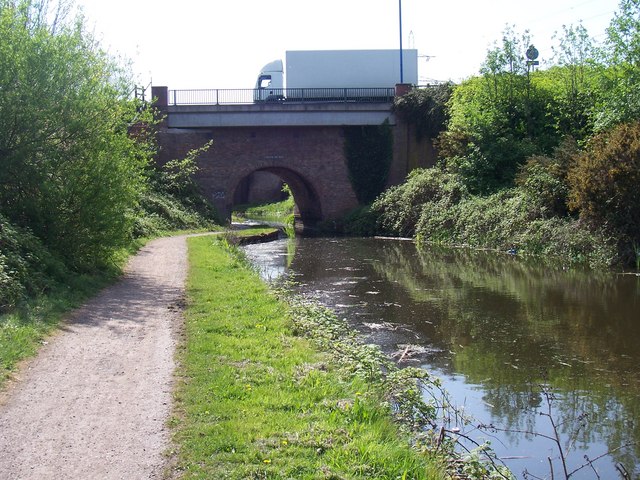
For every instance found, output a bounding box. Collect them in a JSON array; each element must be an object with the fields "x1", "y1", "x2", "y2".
[{"x1": 152, "y1": 86, "x2": 434, "y2": 232}]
